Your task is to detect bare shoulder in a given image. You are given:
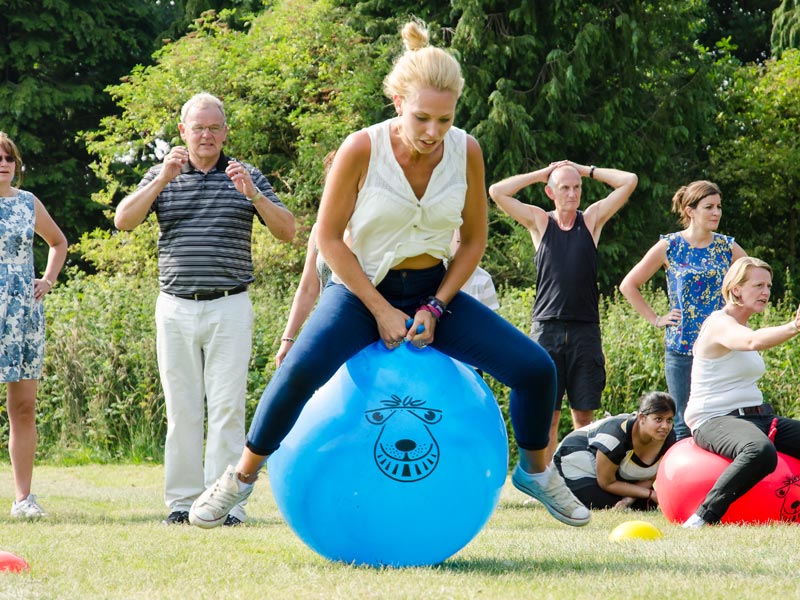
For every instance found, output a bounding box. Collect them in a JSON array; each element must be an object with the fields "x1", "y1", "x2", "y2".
[
  {"x1": 338, "y1": 129, "x2": 372, "y2": 161},
  {"x1": 465, "y1": 133, "x2": 483, "y2": 156},
  {"x1": 326, "y1": 130, "x2": 372, "y2": 186},
  {"x1": 465, "y1": 134, "x2": 485, "y2": 171}
]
